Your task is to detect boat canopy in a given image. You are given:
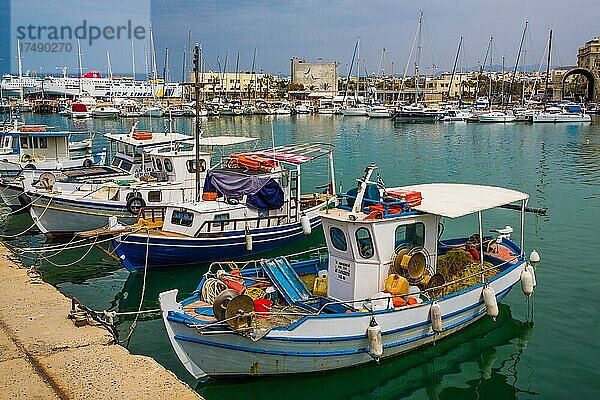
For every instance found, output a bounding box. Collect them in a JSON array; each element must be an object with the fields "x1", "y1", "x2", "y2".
[
  {"x1": 198, "y1": 136, "x2": 258, "y2": 147},
  {"x1": 104, "y1": 132, "x2": 194, "y2": 148},
  {"x1": 242, "y1": 143, "x2": 335, "y2": 165},
  {"x1": 397, "y1": 183, "x2": 528, "y2": 218}
]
